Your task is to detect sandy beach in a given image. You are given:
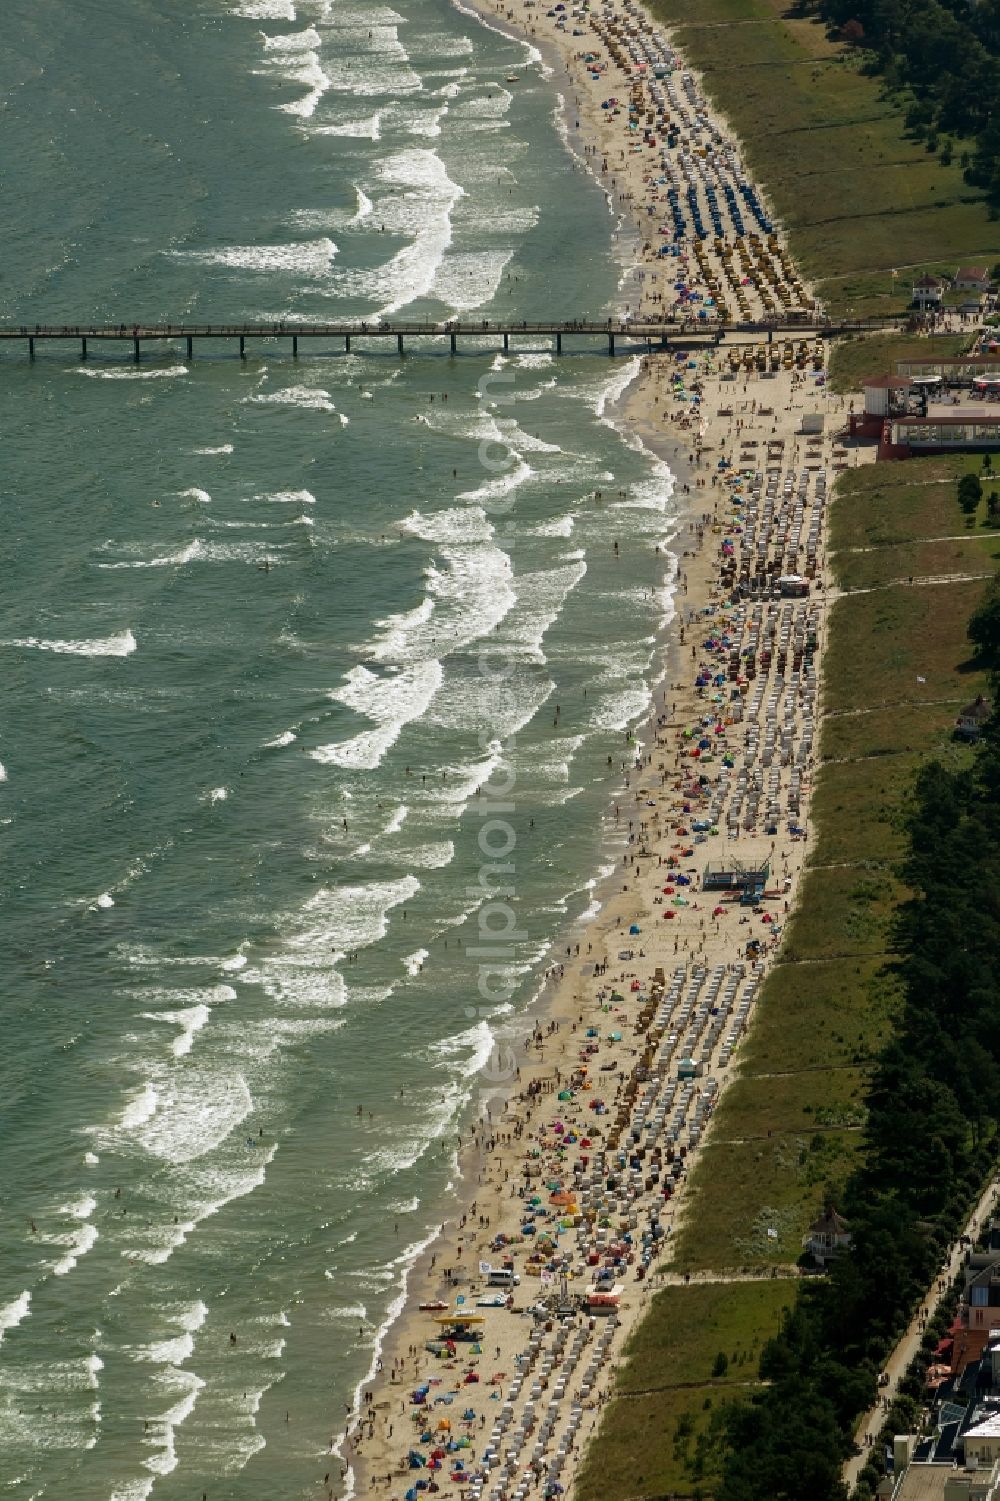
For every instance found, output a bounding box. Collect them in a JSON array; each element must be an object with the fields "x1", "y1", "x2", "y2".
[{"x1": 337, "y1": 2, "x2": 875, "y2": 1498}]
